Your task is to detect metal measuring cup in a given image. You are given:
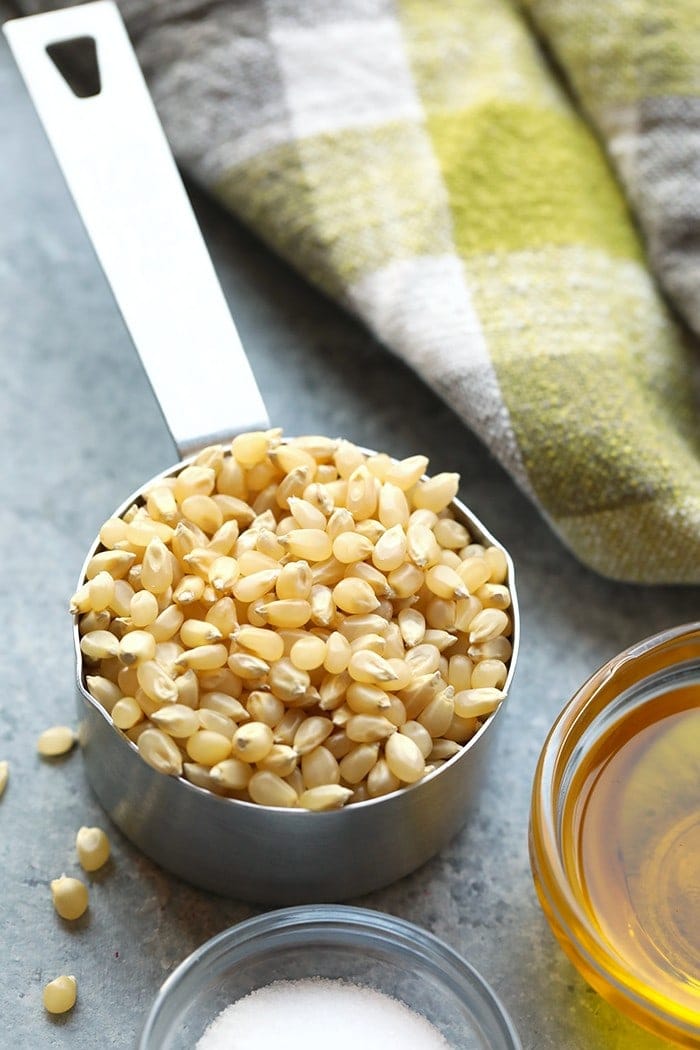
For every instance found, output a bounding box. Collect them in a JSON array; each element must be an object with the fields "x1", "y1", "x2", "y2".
[{"x1": 5, "y1": 1, "x2": 520, "y2": 903}]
